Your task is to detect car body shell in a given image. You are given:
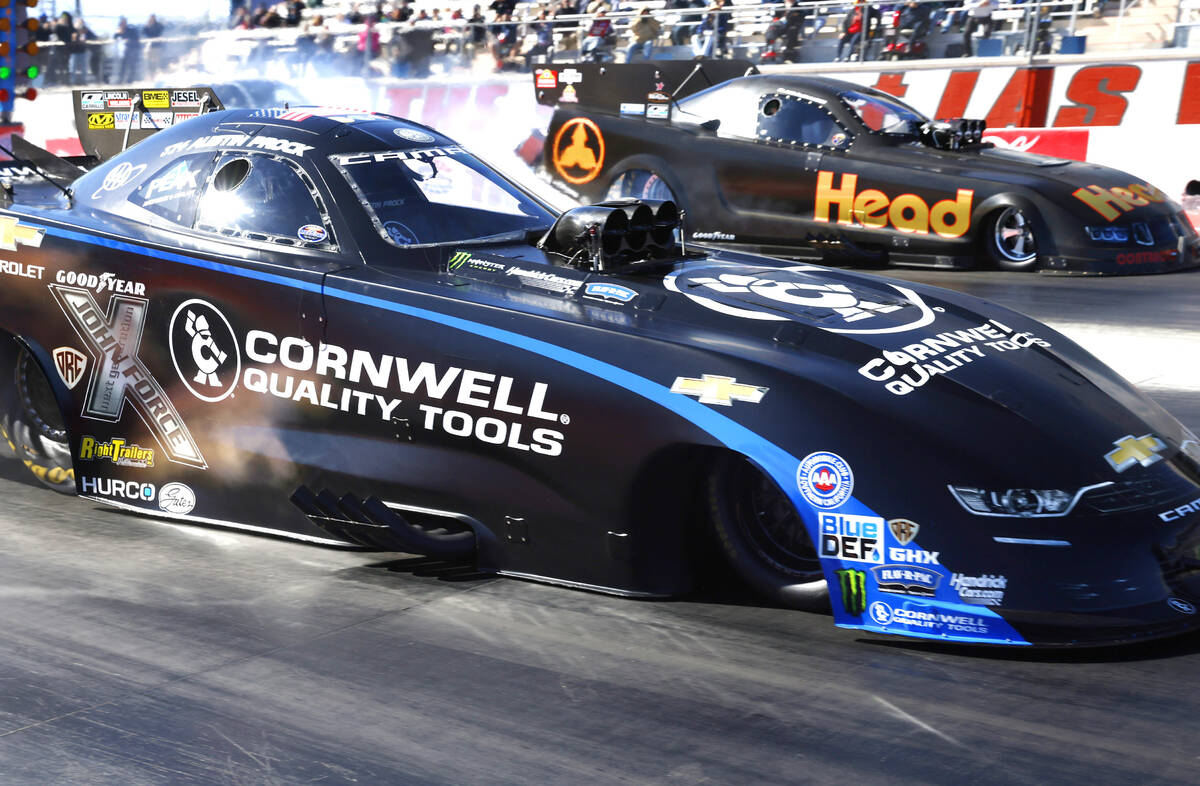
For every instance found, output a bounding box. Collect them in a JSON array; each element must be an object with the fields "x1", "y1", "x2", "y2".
[
  {"x1": 1, "y1": 106, "x2": 1199, "y2": 648},
  {"x1": 534, "y1": 63, "x2": 1200, "y2": 276}
]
